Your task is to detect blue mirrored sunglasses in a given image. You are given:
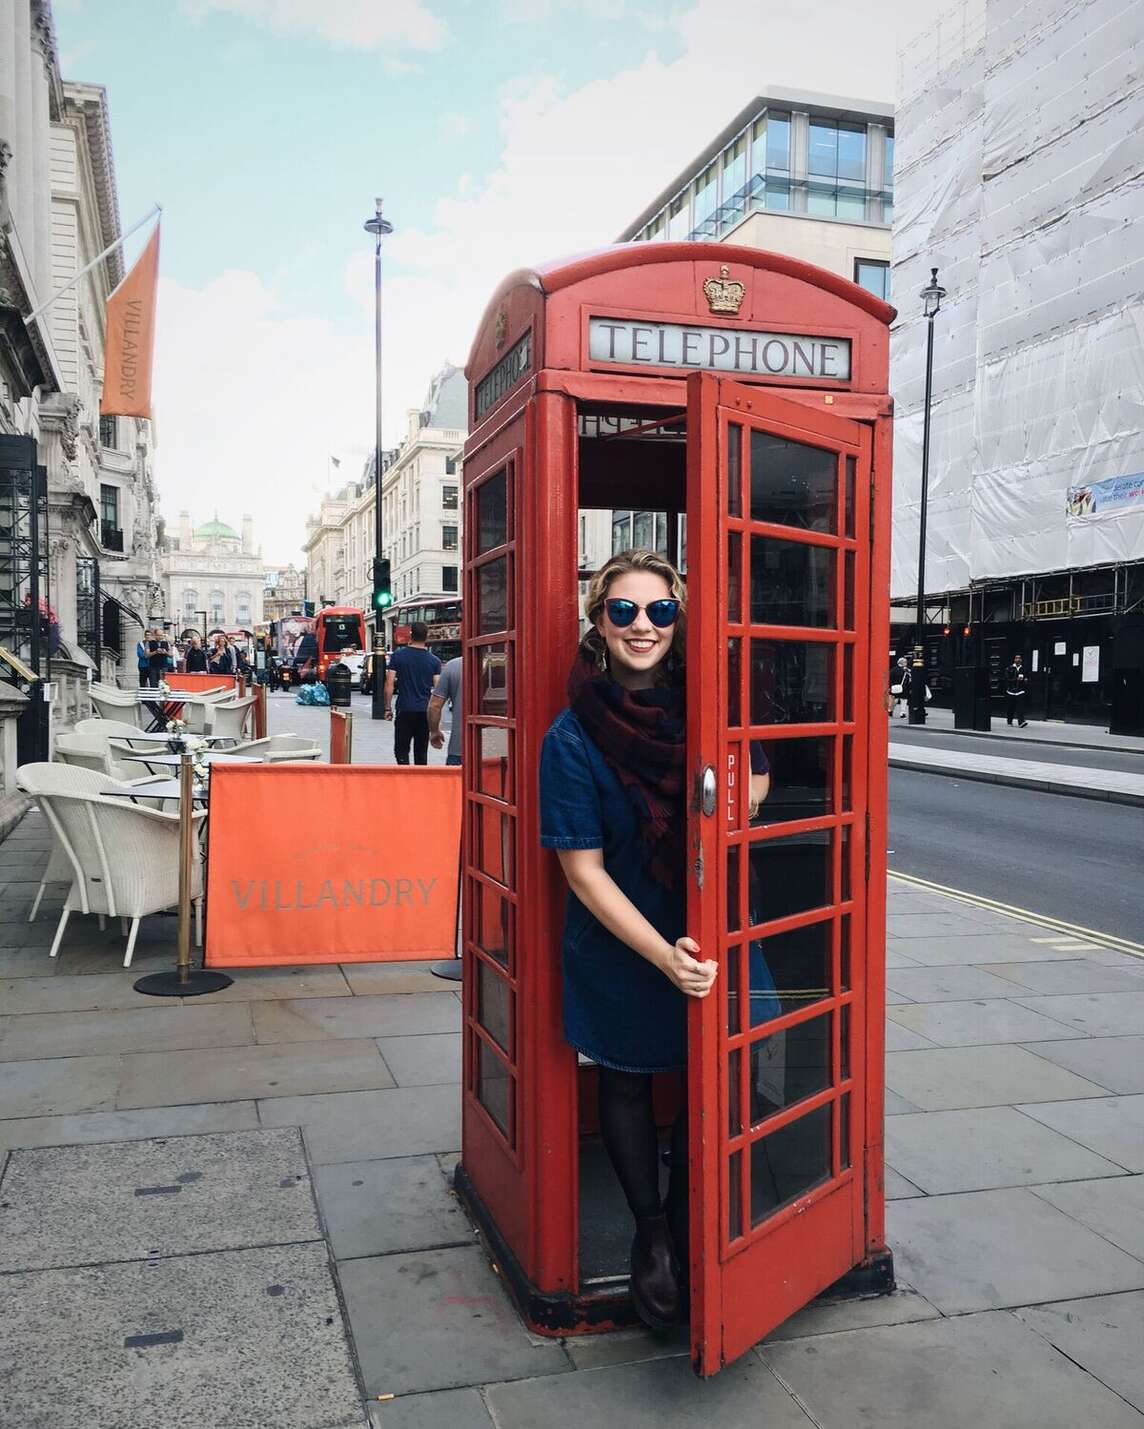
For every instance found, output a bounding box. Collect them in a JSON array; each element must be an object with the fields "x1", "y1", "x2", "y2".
[{"x1": 604, "y1": 597, "x2": 681, "y2": 629}]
